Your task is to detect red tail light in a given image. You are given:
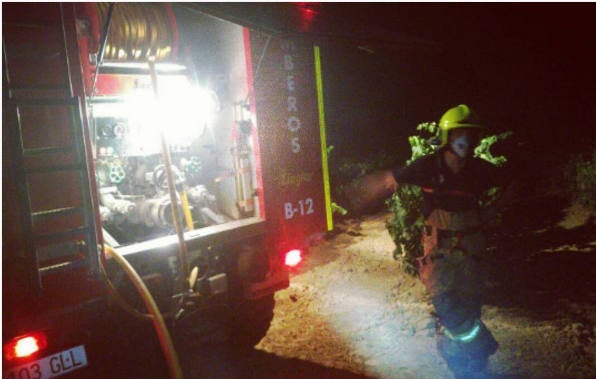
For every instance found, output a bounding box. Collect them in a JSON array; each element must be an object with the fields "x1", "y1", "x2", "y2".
[
  {"x1": 284, "y1": 249, "x2": 302, "y2": 267},
  {"x1": 4, "y1": 332, "x2": 48, "y2": 361}
]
